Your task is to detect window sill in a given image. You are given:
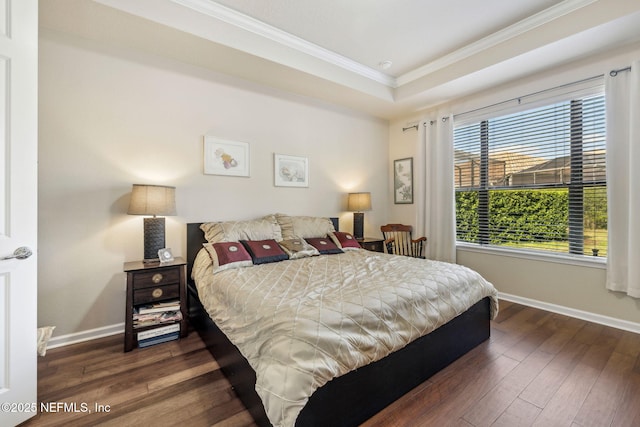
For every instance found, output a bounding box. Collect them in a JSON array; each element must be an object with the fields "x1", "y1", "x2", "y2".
[{"x1": 456, "y1": 242, "x2": 607, "y2": 270}]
